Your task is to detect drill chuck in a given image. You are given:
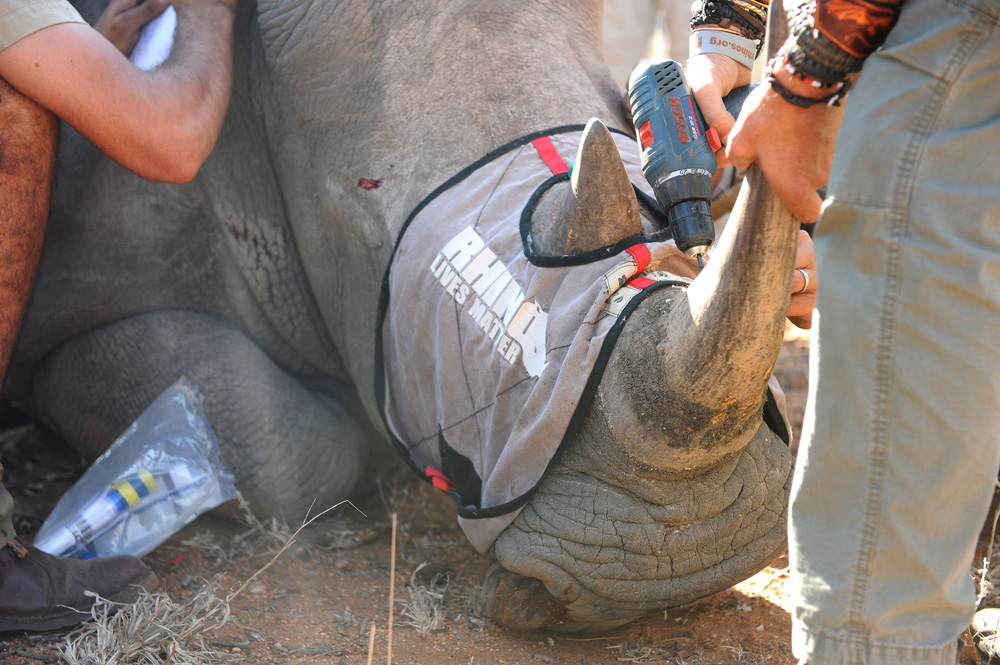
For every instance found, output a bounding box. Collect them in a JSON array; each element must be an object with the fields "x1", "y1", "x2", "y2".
[
  {"x1": 666, "y1": 199, "x2": 715, "y2": 261},
  {"x1": 648, "y1": 169, "x2": 715, "y2": 262}
]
